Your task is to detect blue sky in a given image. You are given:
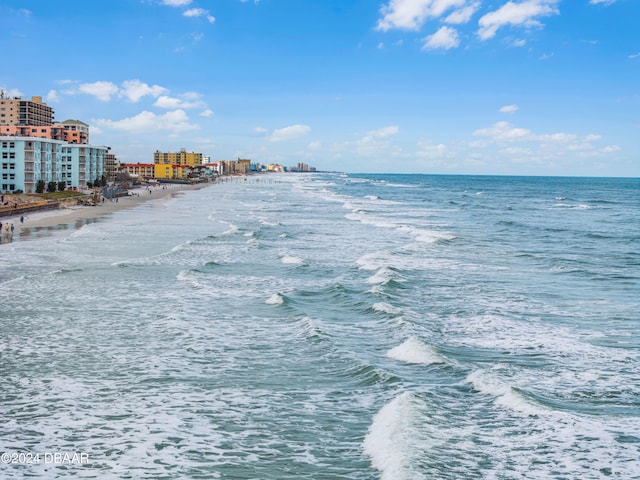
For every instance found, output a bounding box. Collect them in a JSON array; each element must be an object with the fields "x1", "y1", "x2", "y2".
[{"x1": 1, "y1": 0, "x2": 638, "y2": 176}]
